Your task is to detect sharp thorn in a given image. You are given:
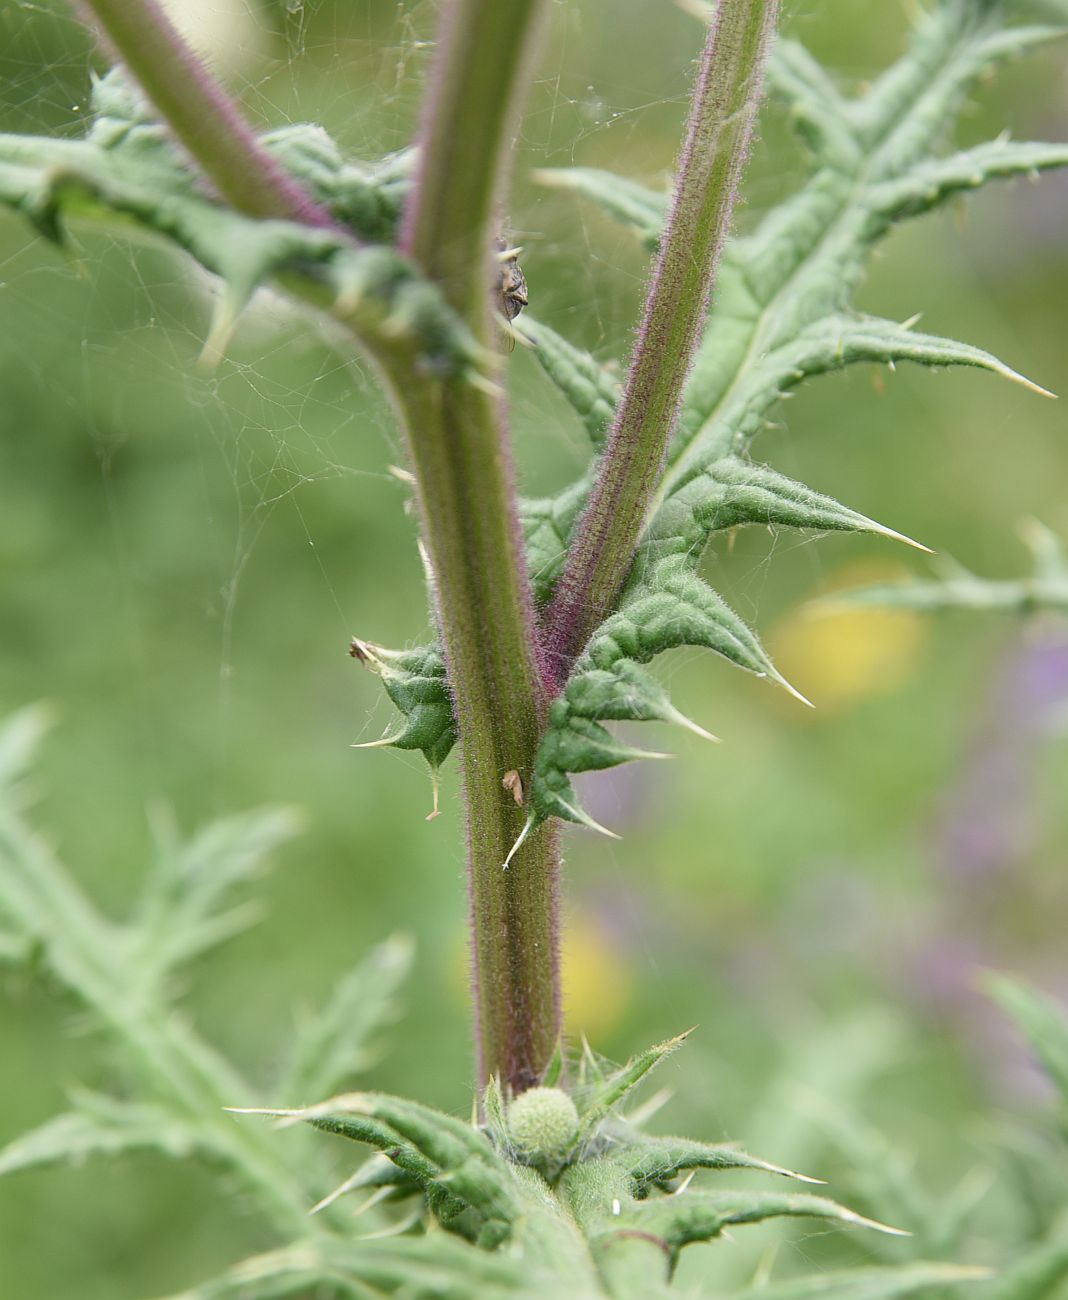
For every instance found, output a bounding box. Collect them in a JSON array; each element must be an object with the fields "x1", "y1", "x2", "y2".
[
  {"x1": 770, "y1": 670, "x2": 815, "y2": 709},
  {"x1": 556, "y1": 799, "x2": 622, "y2": 840},
  {"x1": 850, "y1": 1212, "x2": 912, "y2": 1238},
  {"x1": 308, "y1": 1170, "x2": 367, "y2": 1216},
  {"x1": 999, "y1": 363, "x2": 1057, "y2": 399},
  {"x1": 351, "y1": 1185, "x2": 397, "y2": 1219},
  {"x1": 764, "y1": 1161, "x2": 826, "y2": 1185},
  {"x1": 503, "y1": 812, "x2": 536, "y2": 869},
  {"x1": 864, "y1": 517, "x2": 935, "y2": 554},
  {"x1": 351, "y1": 735, "x2": 403, "y2": 749},
  {"x1": 664, "y1": 705, "x2": 721, "y2": 744},
  {"x1": 426, "y1": 770, "x2": 441, "y2": 821},
  {"x1": 197, "y1": 301, "x2": 241, "y2": 373}
]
